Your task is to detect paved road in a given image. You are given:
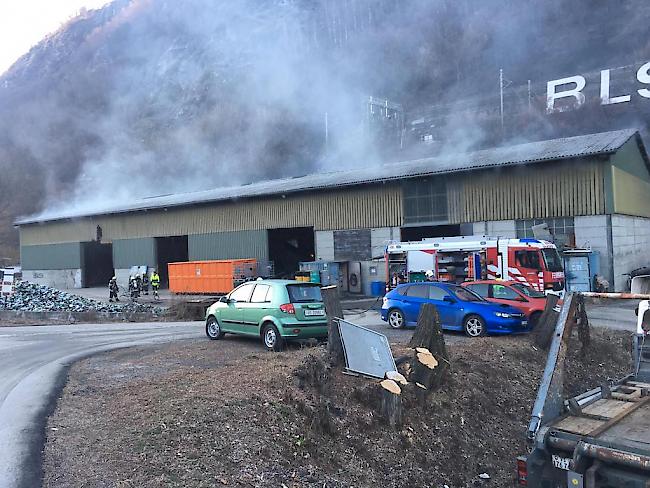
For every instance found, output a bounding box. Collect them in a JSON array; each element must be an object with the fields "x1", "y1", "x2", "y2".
[{"x1": 0, "y1": 322, "x2": 203, "y2": 488}]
